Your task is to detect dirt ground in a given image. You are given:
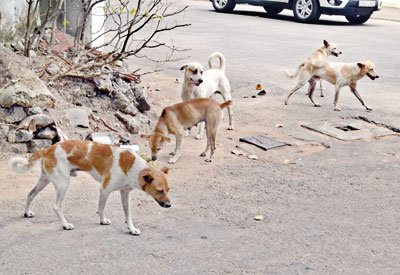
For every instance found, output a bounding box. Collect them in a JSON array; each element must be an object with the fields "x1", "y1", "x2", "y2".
[{"x1": 1, "y1": 72, "x2": 400, "y2": 274}]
